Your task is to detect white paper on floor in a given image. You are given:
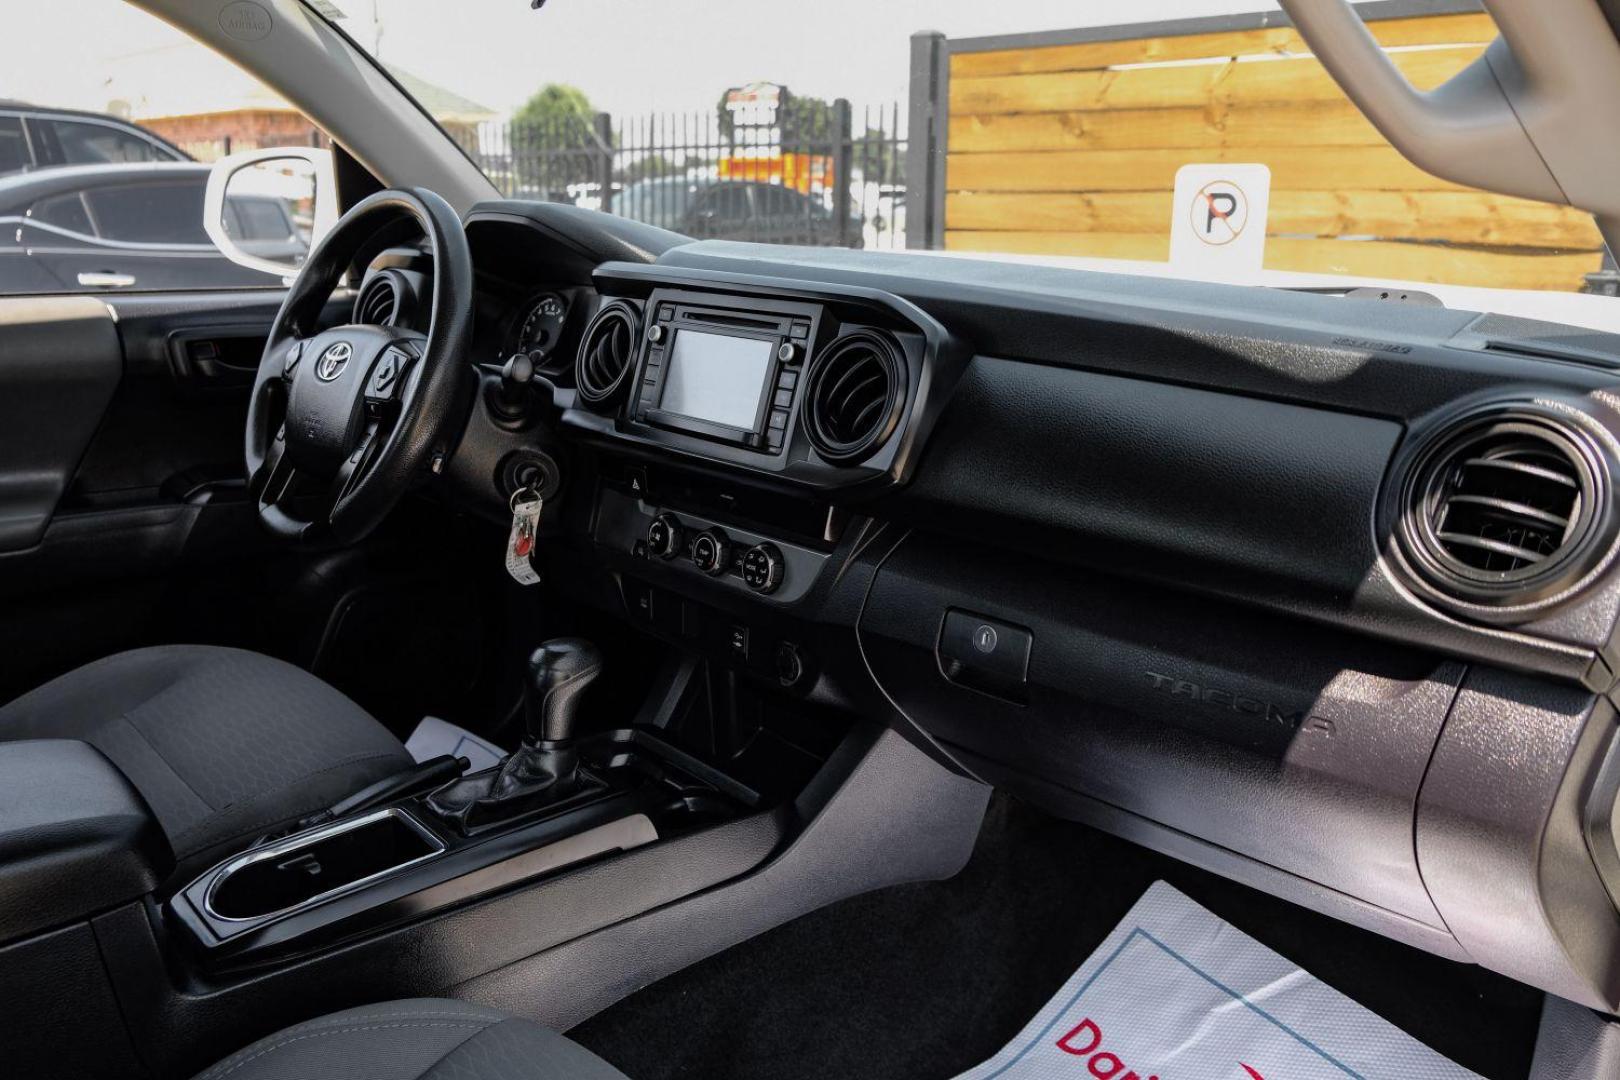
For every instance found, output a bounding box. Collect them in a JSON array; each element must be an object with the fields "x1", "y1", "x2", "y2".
[
  {"x1": 954, "y1": 881, "x2": 1482, "y2": 1080},
  {"x1": 404, "y1": 716, "x2": 506, "y2": 772}
]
